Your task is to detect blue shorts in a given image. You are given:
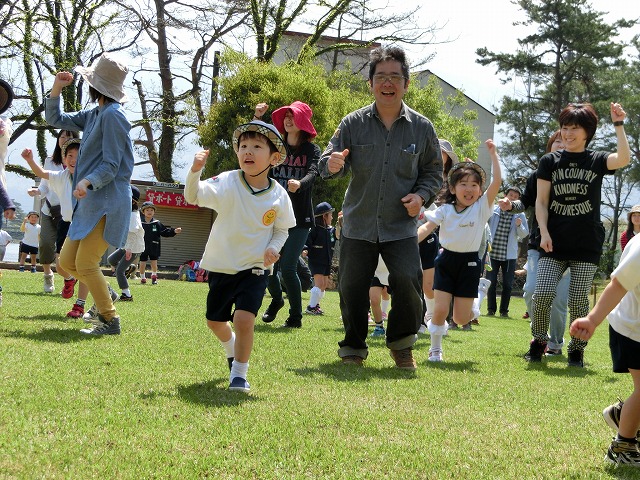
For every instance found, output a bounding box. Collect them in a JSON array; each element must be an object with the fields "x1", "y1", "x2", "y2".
[
  {"x1": 370, "y1": 276, "x2": 392, "y2": 294},
  {"x1": 434, "y1": 249, "x2": 481, "y2": 298},
  {"x1": 419, "y1": 233, "x2": 439, "y2": 270},
  {"x1": 19, "y1": 242, "x2": 38, "y2": 255},
  {"x1": 206, "y1": 268, "x2": 270, "y2": 321},
  {"x1": 609, "y1": 325, "x2": 640, "y2": 373},
  {"x1": 309, "y1": 261, "x2": 331, "y2": 276},
  {"x1": 139, "y1": 252, "x2": 159, "y2": 261}
]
